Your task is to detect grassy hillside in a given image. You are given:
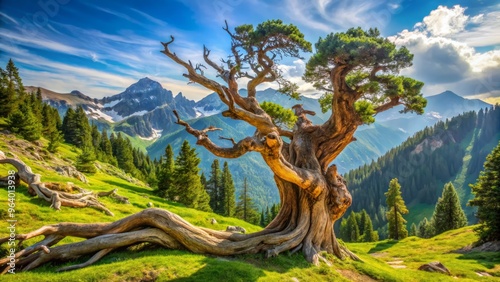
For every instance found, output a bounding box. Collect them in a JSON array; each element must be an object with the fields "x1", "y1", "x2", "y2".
[{"x1": 0, "y1": 133, "x2": 498, "y2": 281}]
